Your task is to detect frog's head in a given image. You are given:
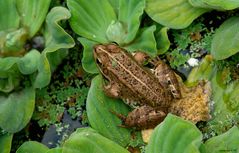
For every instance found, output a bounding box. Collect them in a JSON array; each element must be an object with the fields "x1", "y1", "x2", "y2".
[{"x1": 93, "y1": 44, "x2": 121, "y2": 67}]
